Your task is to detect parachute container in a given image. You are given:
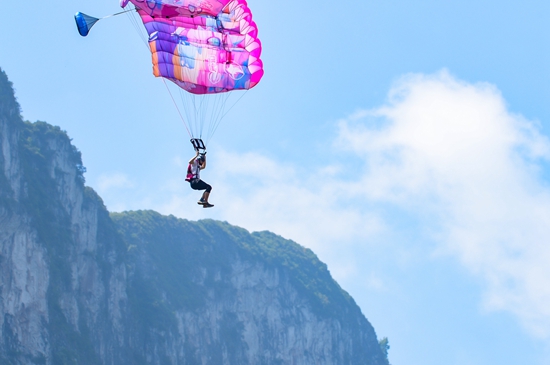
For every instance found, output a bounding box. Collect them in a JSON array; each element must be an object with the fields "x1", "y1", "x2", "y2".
[{"x1": 74, "y1": 12, "x2": 100, "y2": 37}]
